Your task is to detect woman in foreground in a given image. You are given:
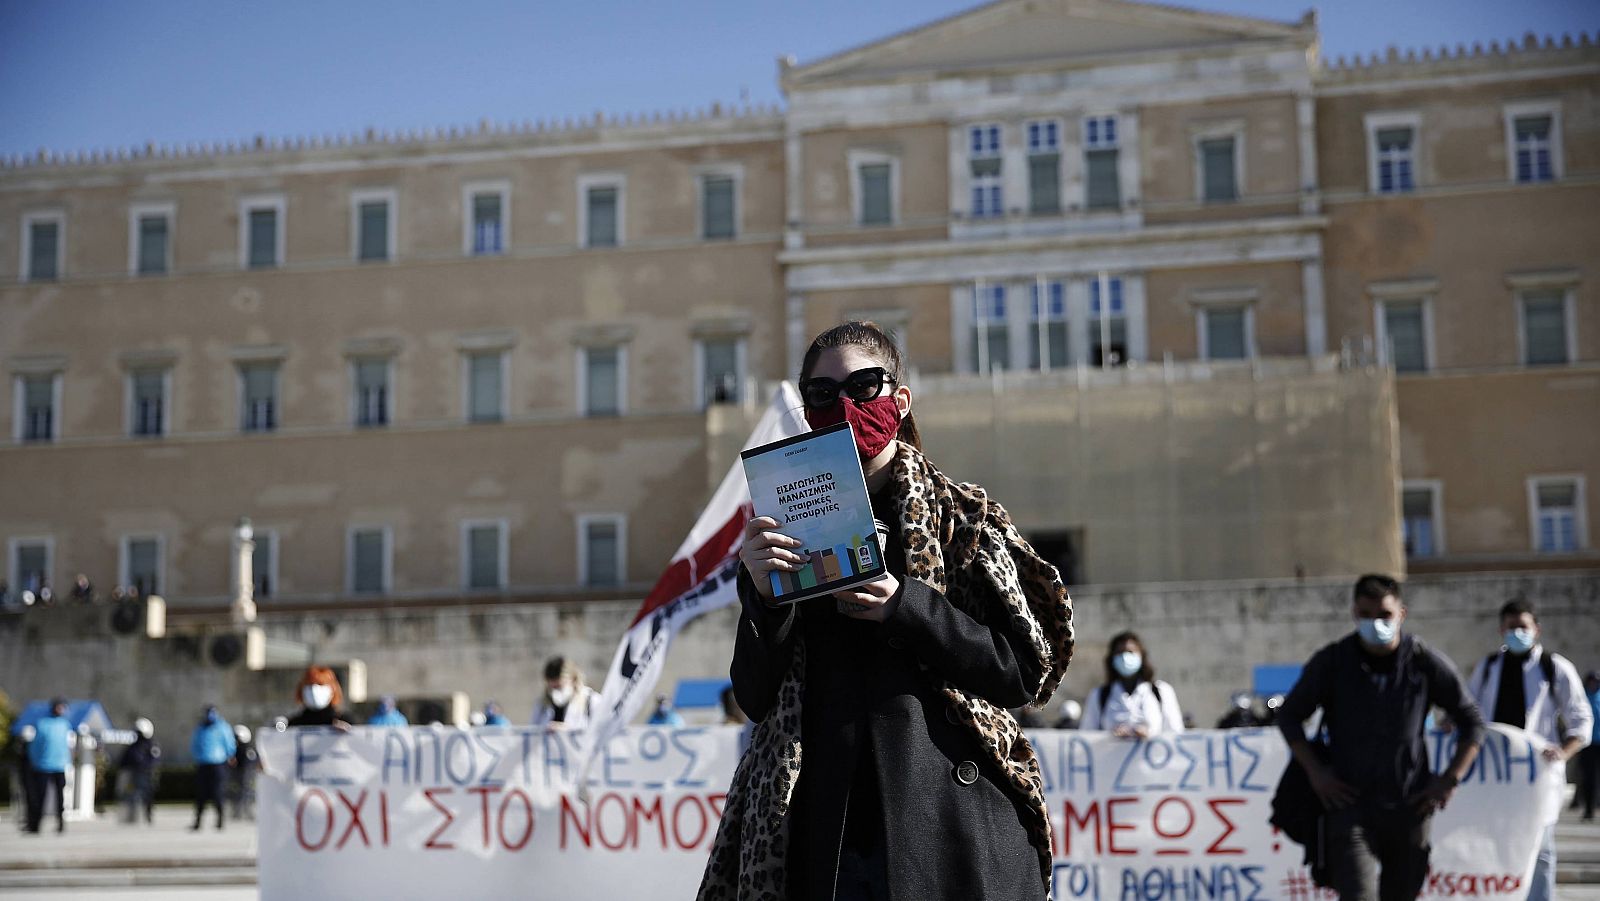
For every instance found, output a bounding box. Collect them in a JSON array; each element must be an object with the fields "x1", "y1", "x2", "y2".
[{"x1": 698, "y1": 321, "x2": 1075, "y2": 901}]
